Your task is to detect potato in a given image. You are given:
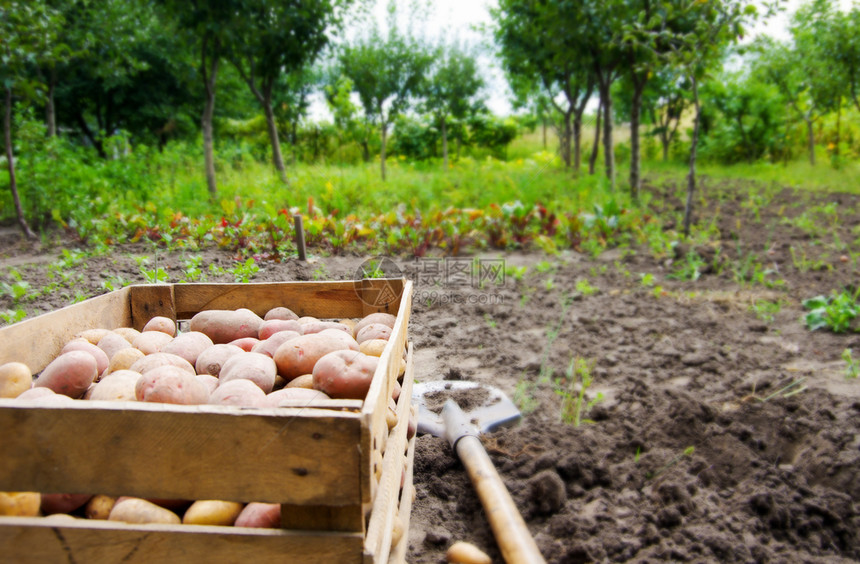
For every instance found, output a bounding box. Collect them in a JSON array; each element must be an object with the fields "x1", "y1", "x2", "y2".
[
  {"x1": 301, "y1": 321, "x2": 351, "y2": 335},
  {"x1": 41, "y1": 493, "x2": 93, "y2": 515},
  {"x1": 313, "y1": 350, "x2": 379, "y2": 400},
  {"x1": 108, "y1": 347, "x2": 145, "y2": 374},
  {"x1": 0, "y1": 361, "x2": 32, "y2": 398},
  {"x1": 195, "y1": 343, "x2": 244, "y2": 376},
  {"x1": 265, "y1": 387, "x2": 330, "y2": 407},
  {"x1": 264, "y1": 307, "x2": 299, "y2": 321},
  {"x1": 220, "y1": 352, "x2": 277, "y2": 393},
  {"x1": 285, "y1": 374, "x2": 314, "y2": 389},
  {"x1": 251, "y1": 330, "x2": 301, "y2": 358},
  {"x1": 62, "y1": 340, "x2": 109, "y2": 375},
  {"x1": 16, "y1": 387, "x2": 57, "y2": 401},
  {"x1": 228, "y1": 337, "x2": 260, "y2": 352},
  {"x1": 132, "y1": 330, "x2": 173, "y2": 355},
  {"x1": 391, "y1": 515, "x2": 405, "y2": 549},
  {"x1": 109, "y1": 497, "x2": 180, "y2": 525},
  {"x1": 353, "y1": 313, "x2": 396, "y2": 338},
  {"x1": 189, "y1": 309, "x2": 263, "y2": 344},
  {"x1": 113, "y1": 327, "x2": 141, "y2": 342},
  {"x1": 339, "y1": 318, "x2": 358, "y2": 332},
  {"x1": 89, "y1": 370, "x2": 141, "y2": 401},
  {"x1": 85, "y1": 495, "x2": 117, "y2": 520},
  {"x1": 0, "y1": 492, "x2": 41, "y2": 517},
  {"x1": 234, "y1": 502, "x2": 280, "y2": 528},
  {"x1": 196, "y1": 374, "x2": 220, "y2": 395},
  {"x1": 258, "y1": 319, "x2": 302, "y2": 340},
  {"x1": 273, "y1": 333, "x2": 357, "y2": 380},
  {"x1": 76, "y1": 328, "x2": 112, "y2": 345},
  {"x1": 209, "y1": 379, "x2": 268, "y2": 407},
  {"x1": 97, "y1": 332, "x2": 132, "y2": 361},
  {"x1": 34, "y1": 351, "x2": 98, "y2": 398},
  {"x1": 130, "y1": 352, "x2": 195, "y2": 377},
  {"x1": 356, "y1": 323, "x2": 392, "y2": 345},
  {"x1": 296, "y1": 316, "x2": 319, "y2": 325},
  {"x1": 359, "y1": 339, "x2": 388, "y2": 357},
  {"x1": 446, "y1": 541, "x2": 491, "y2": 564},
  {"x1": 318, "y1": 328, "x2": 361, "y2": 350},
  {"x1": 142, "y1": 316, "x2": 176, "y2": 336},
  {"x1": 160, "y1": 331, "x2": 214, "y2": 365},
  {"x1": 183, "y1": 500, "x2": 244, "y2": 526},
  {"x1": 136, "y1": 365, "x2": 209, "y2": 405}
]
